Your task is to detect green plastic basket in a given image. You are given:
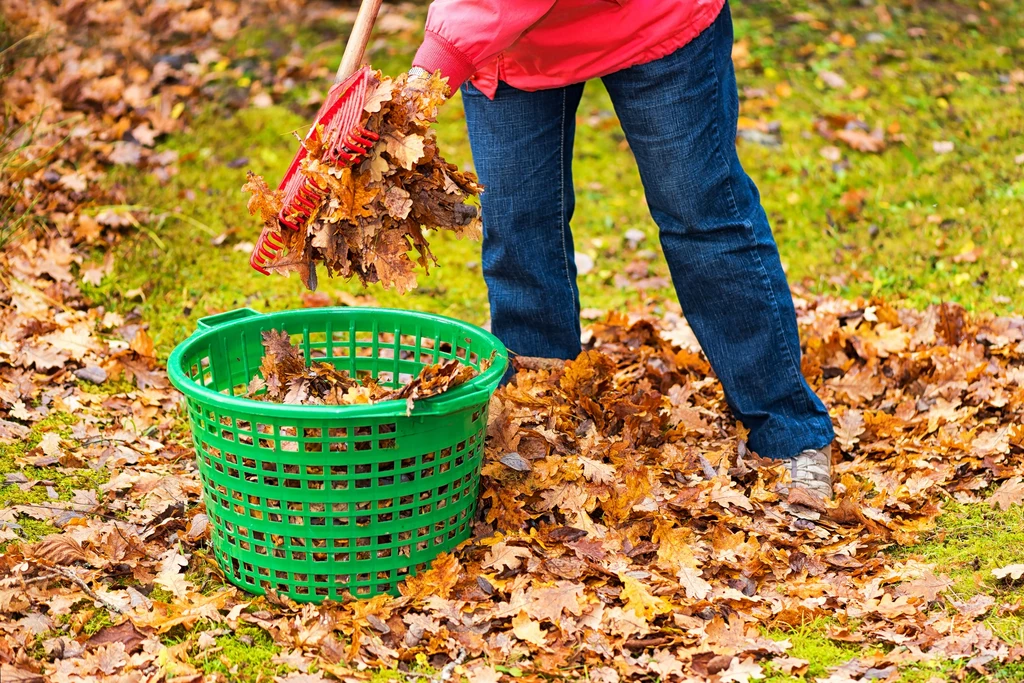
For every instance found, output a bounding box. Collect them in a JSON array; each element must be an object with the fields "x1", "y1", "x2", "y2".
[{"x1": 167, "y1": 307, "x2": 507, "y2": 602}]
